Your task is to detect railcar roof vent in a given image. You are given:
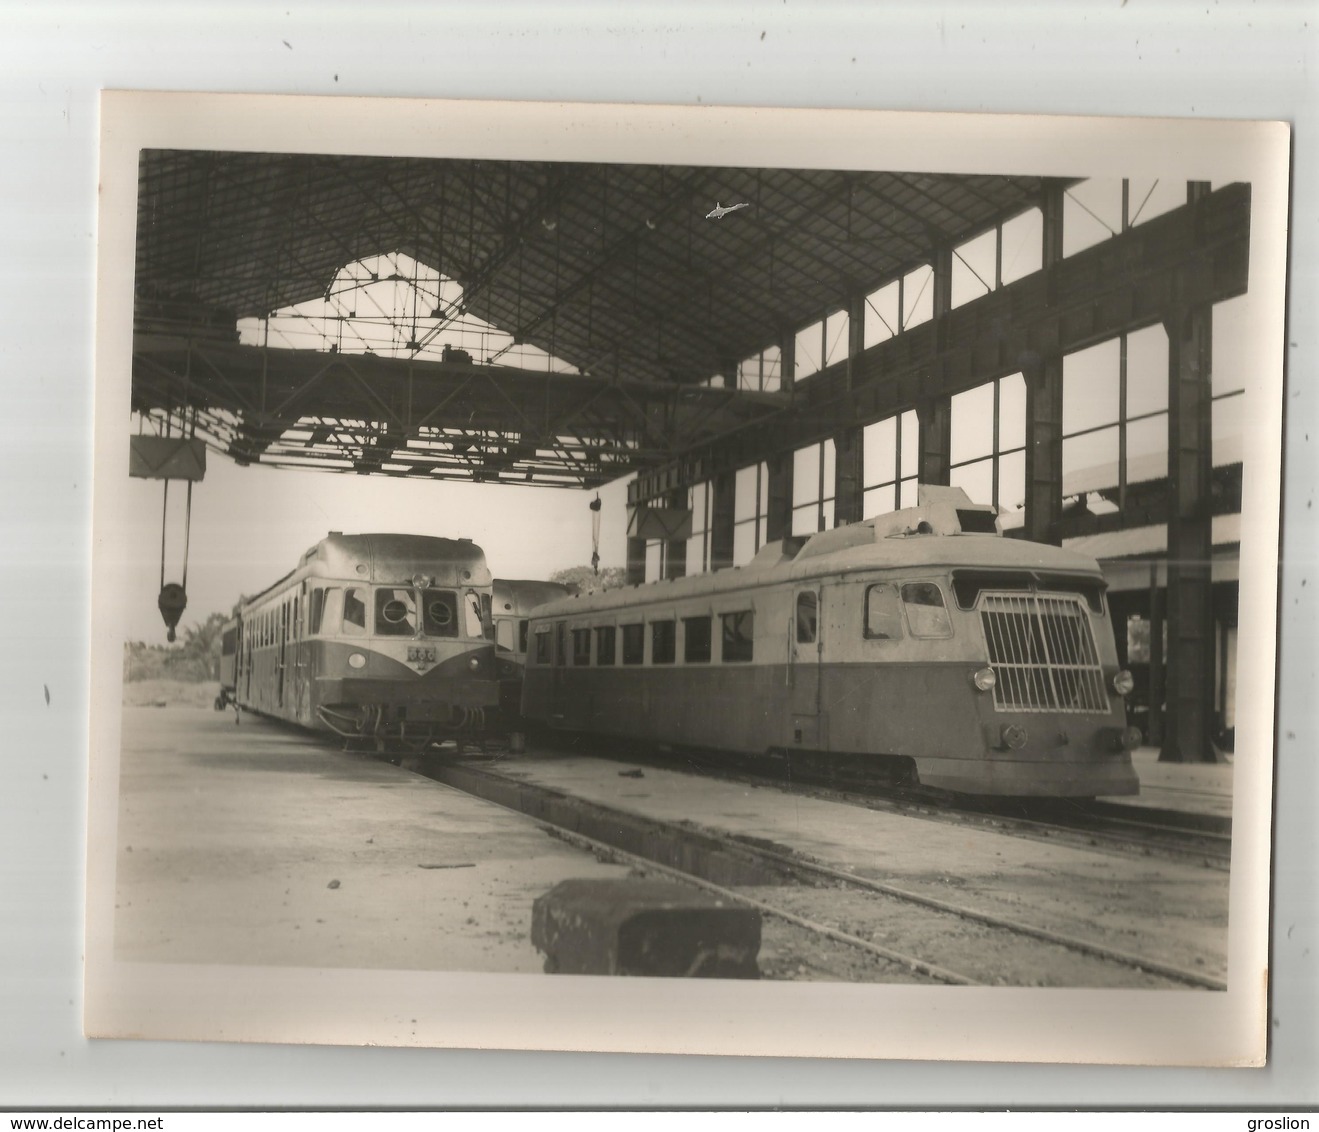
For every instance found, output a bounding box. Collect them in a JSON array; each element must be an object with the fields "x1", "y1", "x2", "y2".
[{"x1": 746, "y1": 537, "x2": 807, "y2": 568}]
